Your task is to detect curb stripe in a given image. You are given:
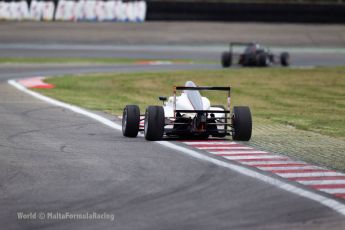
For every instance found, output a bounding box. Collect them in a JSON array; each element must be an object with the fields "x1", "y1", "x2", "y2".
[
  {"x1": 270, "y1": 169, "x2": 333, "y2": 174},
  {"x1": 258, "y1": 166, "x2": 319, "y2": 171},
  {"x1": 191, "y1": 144, "x2": 243, "y2": 147},
  {"x1": 335, "y1": 194, "x2": 345, "y2": 198},
  {"x1": 210, "y1": 149, "x2": 266, "y2": 155},
  {"x1": 242, "y1": 160, "x2": 297, "y2": 165},
  {"x1": 182, "y1": 139, "x2": 345, "y2": 202},
  {"x1": 289, "y1": 176, "x2": 345, "y2": 181},
  {"x1": 211, "y1": 151, "x2": 268, "y2": 154},
  {"x1": 183, "y1": 141, "x2": 234, "y2": 145},
  {"x1": 18, "y1": 77, "x2": 55, "y2": 89},
  {"x1": 300, "y1": 180, "x2": 345, "y2": 185},
  {"x1": 278, "y1": 172, "x2": 345, "y2": 178},
  {"x1": 320, "y1": 189, "x2": 345, "y2": 194},
  {"x1": 237, "y1": 158, "x2": 290, "y2": 162},
  {"x1": 199, "y1": 147, "x2": 253, "y2": 150},
  {"x1": 311, "y1": 184, "x2": 345, "y2": 189},
  {"x1": 223, "y1": 155, "x2": 284, "y2": 160},
  {"x1": 214, "y1": 152, "x2": 269, "y2": 156},
  {"x1": 253, "y1": 163, "x2": 308, "y2": 167}
]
